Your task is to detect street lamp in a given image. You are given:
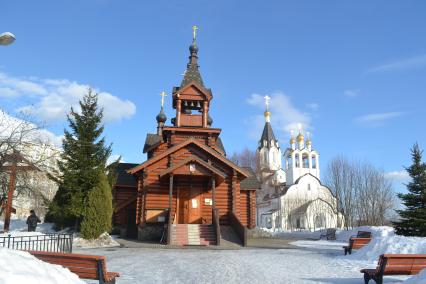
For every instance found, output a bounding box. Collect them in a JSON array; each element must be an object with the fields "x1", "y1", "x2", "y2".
[{"x1": 0, "y1": 32, "x2": 15, "y2": 46}]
